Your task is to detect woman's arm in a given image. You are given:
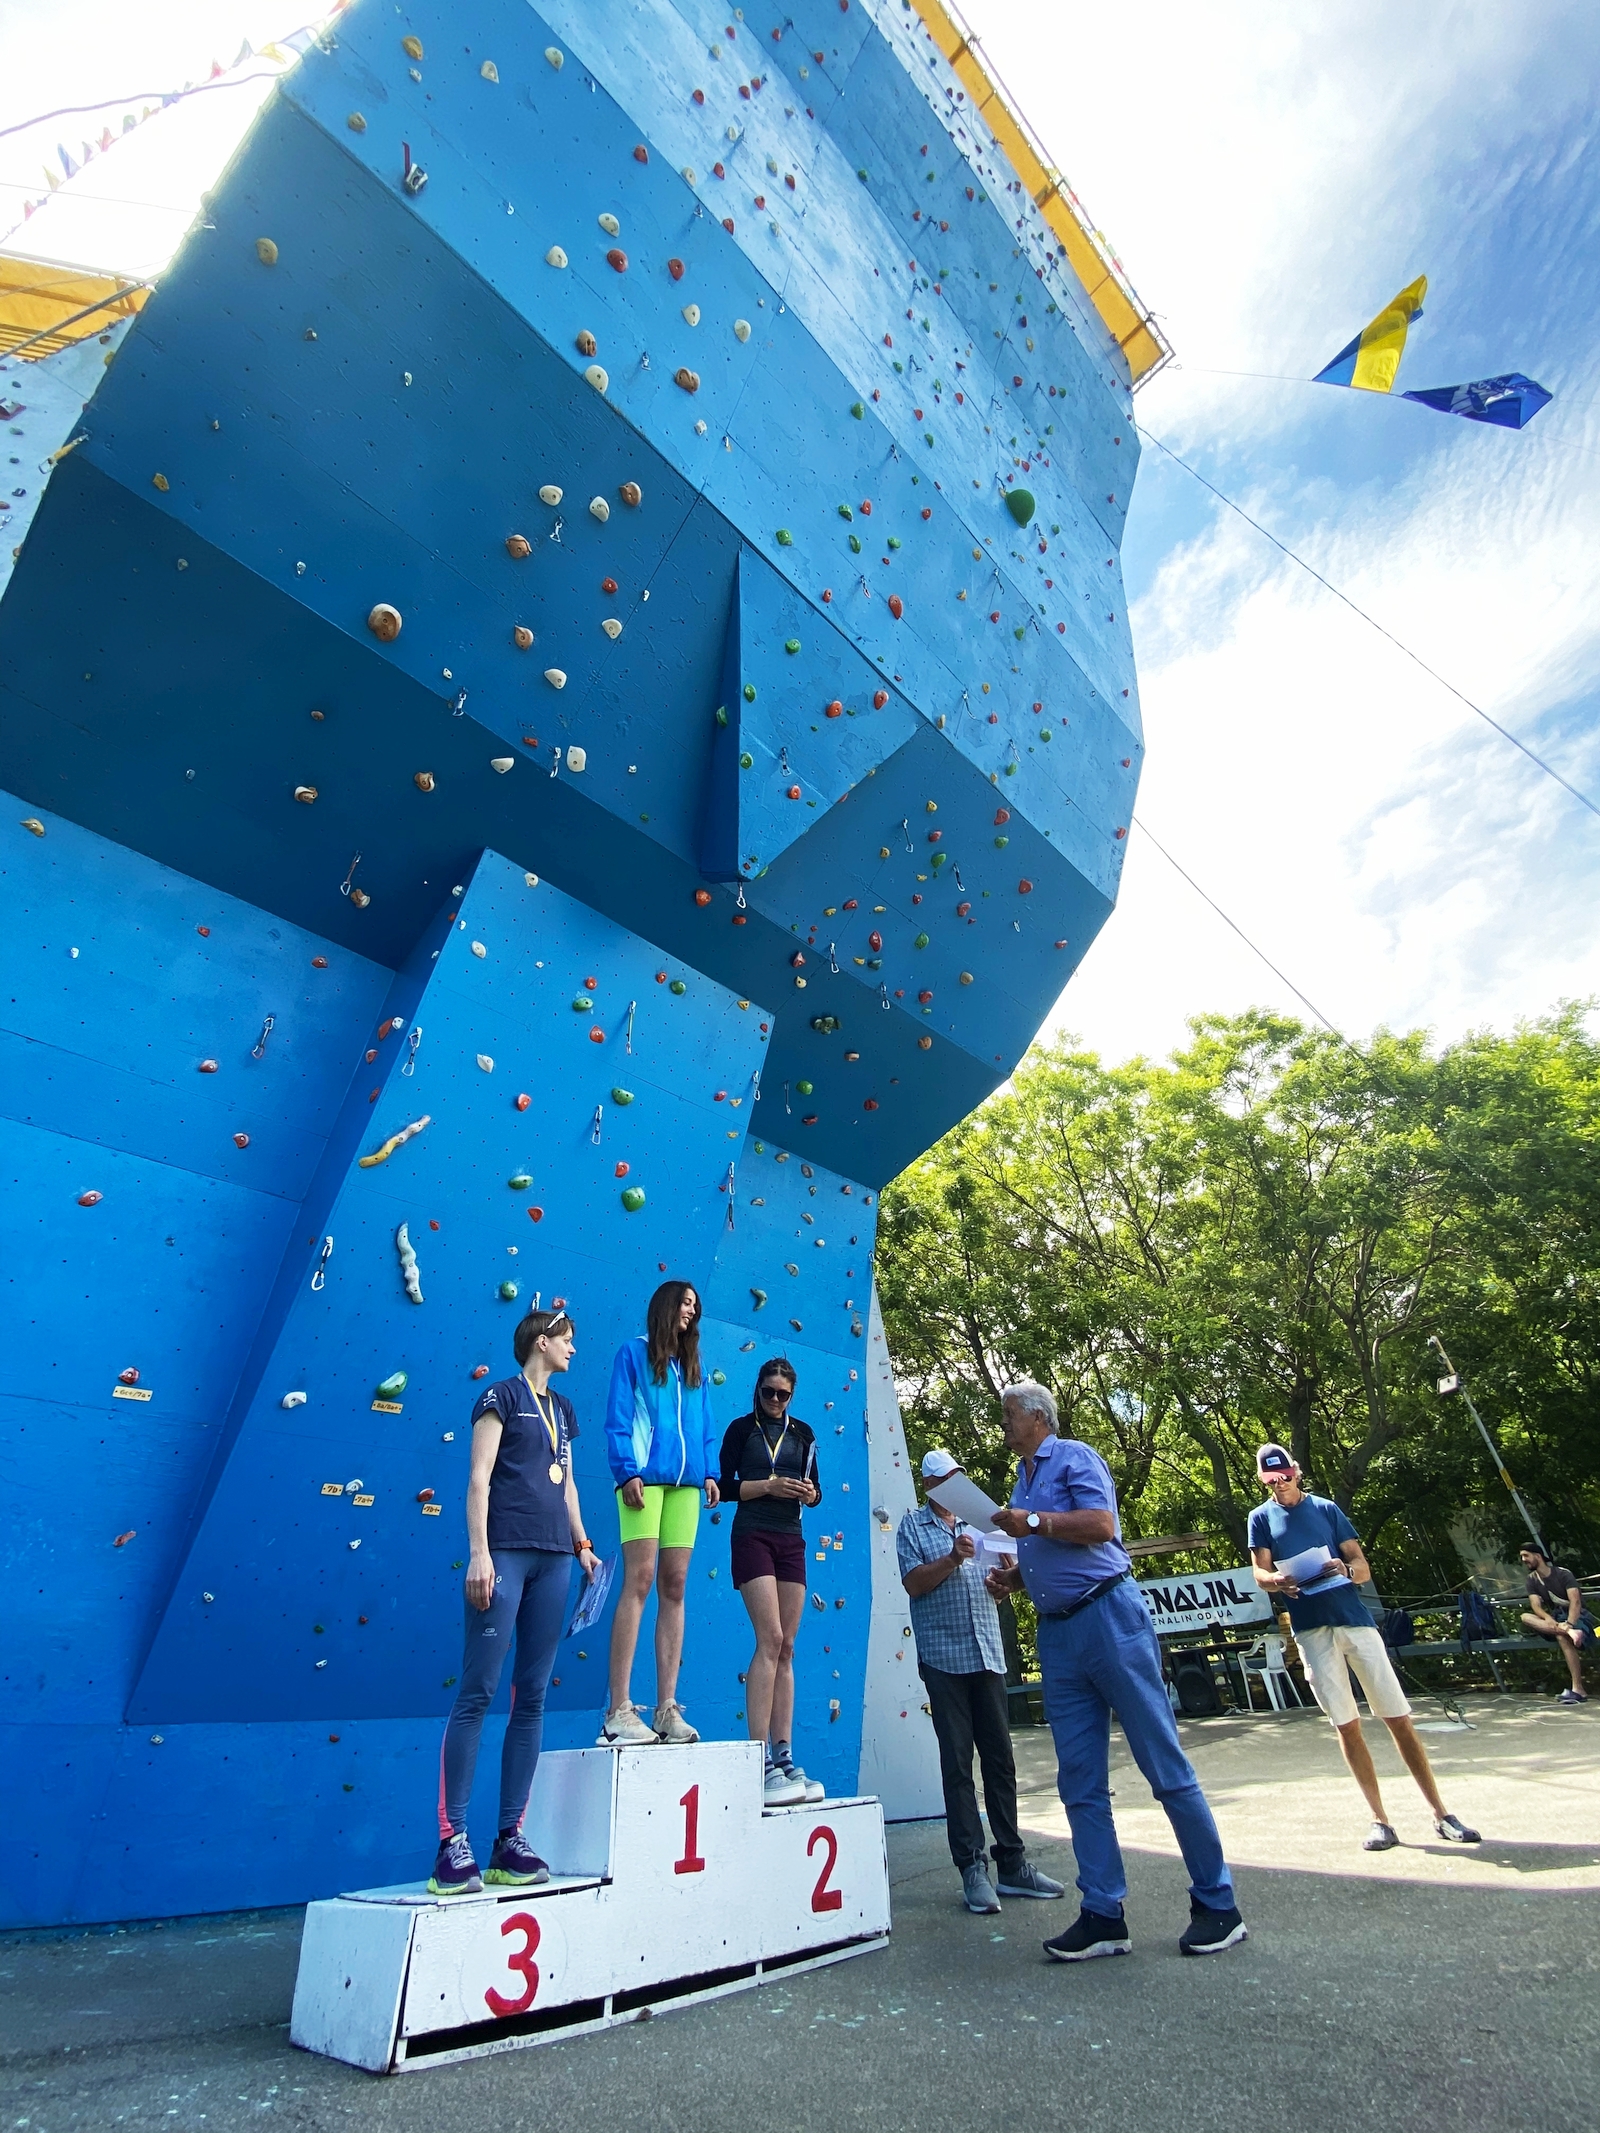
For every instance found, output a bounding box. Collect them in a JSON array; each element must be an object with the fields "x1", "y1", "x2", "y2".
[
  {"x1": 465, "y1": 1414, "x2": 503, "y2": 1612},
  {"x1": 563, "y1": 1465, "x2": 599, "y2": 1577}
]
